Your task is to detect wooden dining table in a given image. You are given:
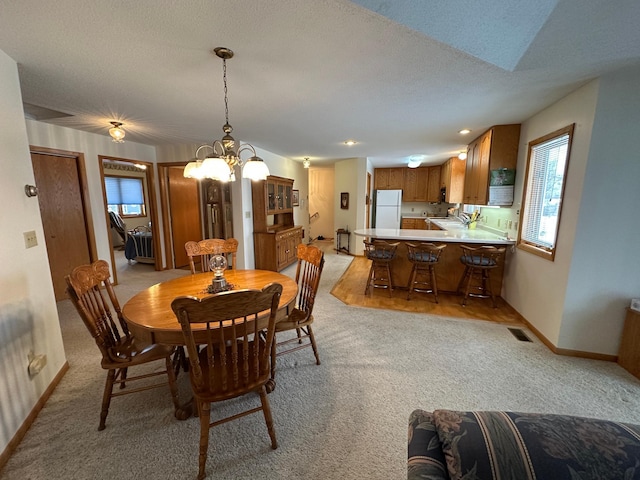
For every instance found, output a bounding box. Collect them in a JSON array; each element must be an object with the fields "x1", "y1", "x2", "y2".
[{"x1": 122, "y1": 269, "x2": 298, "y2": 346}]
